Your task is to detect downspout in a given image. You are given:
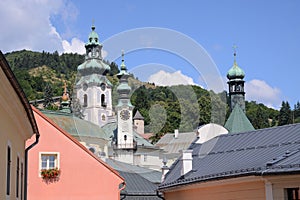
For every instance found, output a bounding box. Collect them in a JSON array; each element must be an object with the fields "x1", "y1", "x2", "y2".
[
  {"x1": 24, "y1": 133, "x2": 40, "y2": 200},
  {"x1": 156, "y1": 191, "x2": 165, "y2": 200},
  {"x1": 119, "y1": 181, "x2": 126, "y2": 200}
]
